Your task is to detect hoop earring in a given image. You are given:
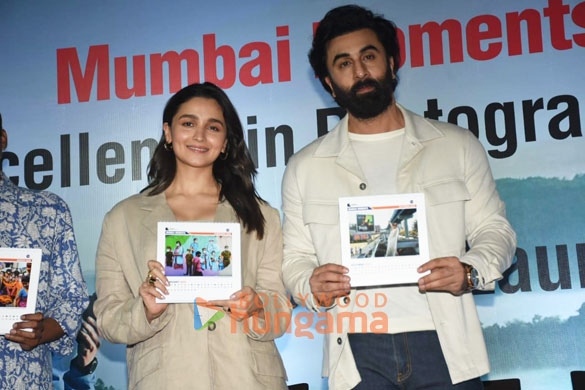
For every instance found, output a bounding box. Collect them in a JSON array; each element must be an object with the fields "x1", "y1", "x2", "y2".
[
  {"x1": 164, "y1": 142, "x2": 173, "y2": 151},
  {"x1": 219, "y1": 144, "x2": 229, "y2": 160}
]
